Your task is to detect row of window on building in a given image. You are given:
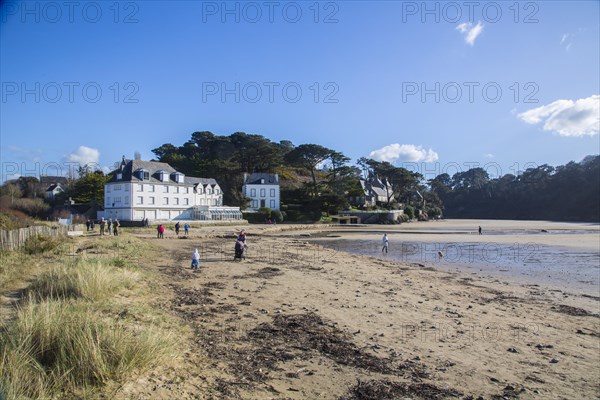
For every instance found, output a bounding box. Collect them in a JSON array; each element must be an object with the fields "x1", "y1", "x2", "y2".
[
  {"x1": 250, "y1": 188, "x2": 277, "y2": 197},
  {"x1": 106, "y1": 197, "x2": 220, "y2": 207},
  {"x1": 251, "y1": 199, "x2": 277, "y2": 209},
  {"x1": 106, "y1": 197, "x2": 129, "y2": 206},
  {"x1": 107, "y1": 184, "x2": 219, "y2": 195}
]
